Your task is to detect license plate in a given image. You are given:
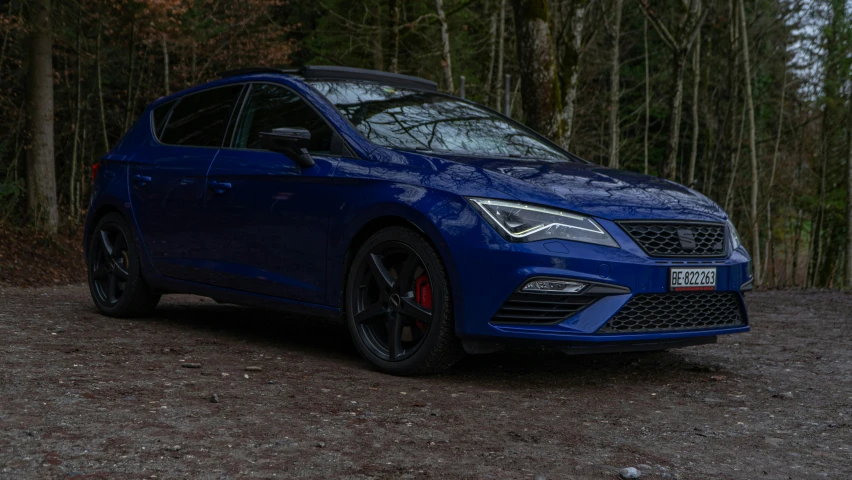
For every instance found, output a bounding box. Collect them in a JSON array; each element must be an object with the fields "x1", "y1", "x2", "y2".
[{"x1": 669, "y1": 267, "x2": 716, "y2": 291}]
